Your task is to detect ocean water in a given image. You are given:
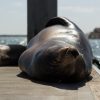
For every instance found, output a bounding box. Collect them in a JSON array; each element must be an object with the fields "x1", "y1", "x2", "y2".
[
  {"x1": 0, "y1": 36, "x2": 100, "y2": 60},
  {"x1": 0, "y1": 36, "x2": 27, "y2": 46},
  {"x1": 89, "y1": 39, "x2": 100, "y2": 61}
]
